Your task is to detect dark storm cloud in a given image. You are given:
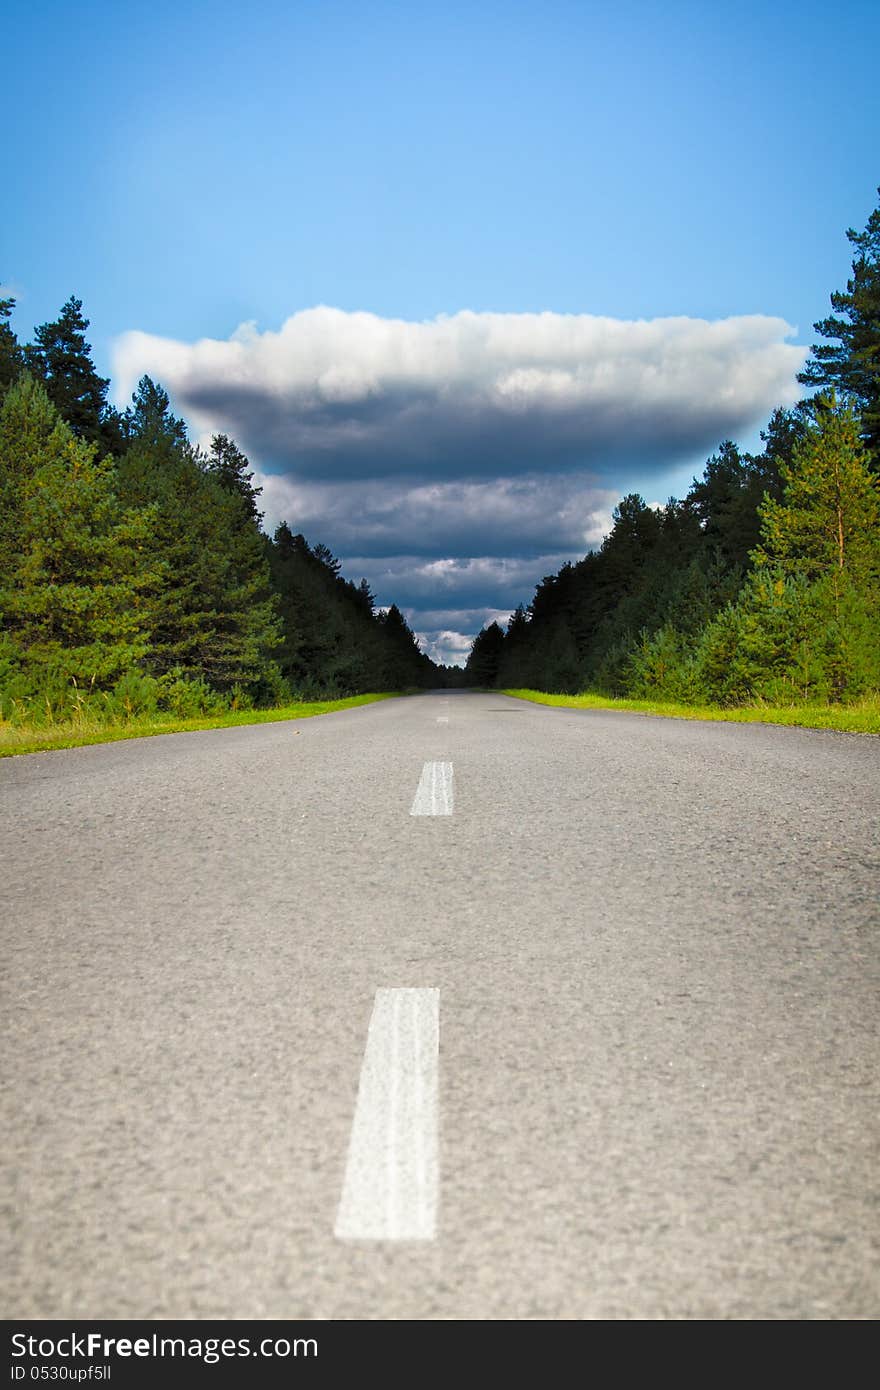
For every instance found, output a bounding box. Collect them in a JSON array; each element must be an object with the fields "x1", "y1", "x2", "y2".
[
  {"x1": 113, "y1": 306, "x2": 804, "y2": 663},
  {"x1": 254, "y1": 472, "x2": 620, "y2": 560},
  {"x1": 329, "y1": 554, "x2": 584, "y2": 615}
]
